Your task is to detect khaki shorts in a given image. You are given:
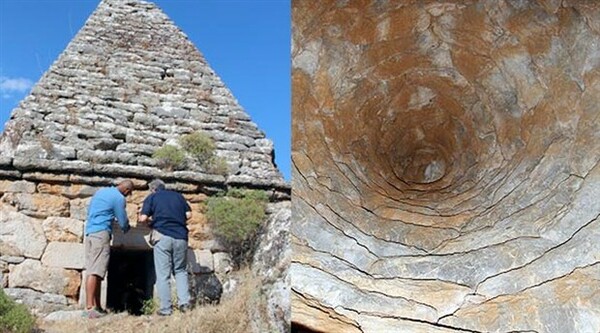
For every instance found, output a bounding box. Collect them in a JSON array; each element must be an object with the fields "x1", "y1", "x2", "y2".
[{"x1": 85, "y1": 231, "x2": 110, "y2": 279}]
